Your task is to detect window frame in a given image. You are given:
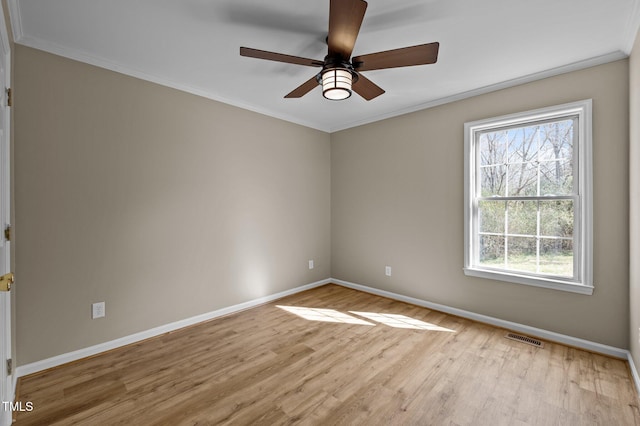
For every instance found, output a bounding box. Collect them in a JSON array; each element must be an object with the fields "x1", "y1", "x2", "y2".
[{"x1": 463, "y1": 100, "x2": 593, "y2": 295}]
